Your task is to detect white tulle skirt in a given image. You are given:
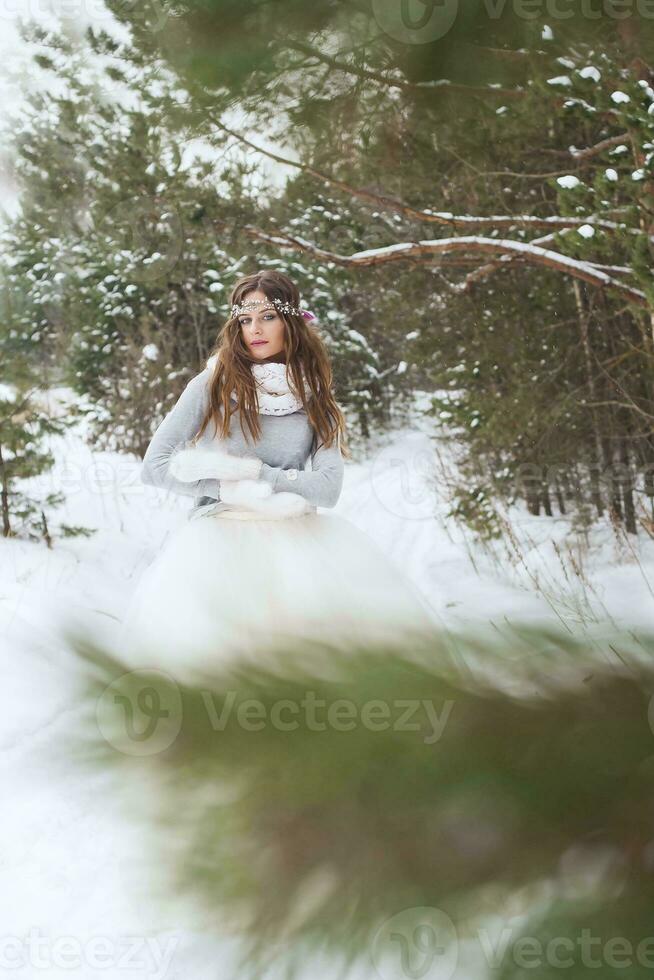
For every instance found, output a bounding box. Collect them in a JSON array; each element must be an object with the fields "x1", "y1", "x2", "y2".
[{"x1": 118, "y1": 508, "x2": 437, "y2": 681}]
